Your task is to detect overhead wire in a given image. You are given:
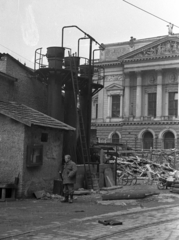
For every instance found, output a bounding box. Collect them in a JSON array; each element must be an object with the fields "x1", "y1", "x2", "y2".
[
  {"x1": 123, "y1": 0, "x2": 179, "y2": 29},
  {"x1": 0, "y1": 42, "x2": 34, "y2": 65}
]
